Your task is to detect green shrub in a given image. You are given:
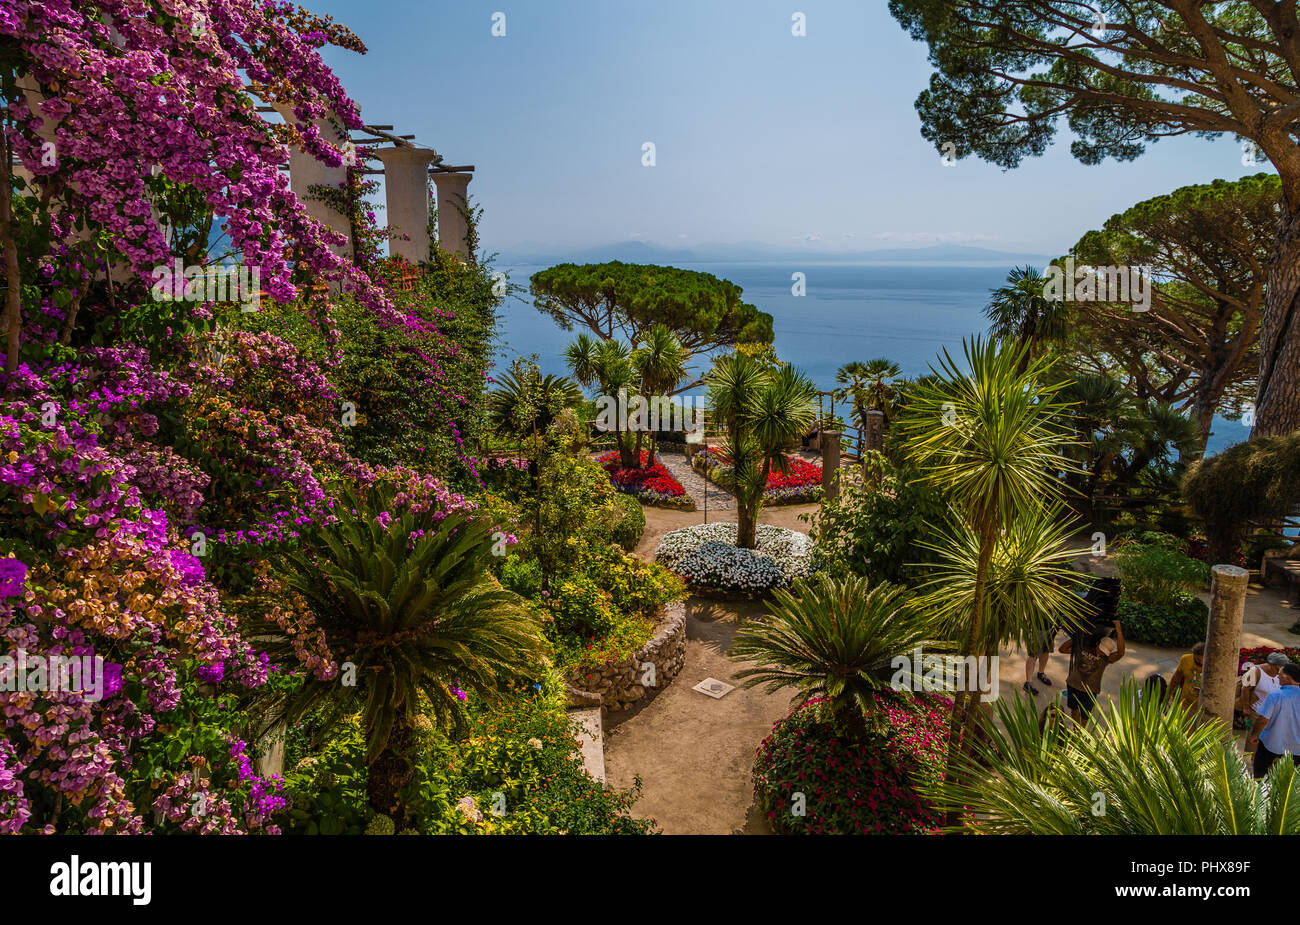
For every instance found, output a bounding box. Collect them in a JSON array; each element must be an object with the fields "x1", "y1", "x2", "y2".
[
  {"x1": 805, "y1": 450, "x2": 946, "y2": 585},
  {"x1": 1112, "y1": 532, "x2": 1210, "y2": 606},
  {"x1": 281, "y1": 689, "x2": 656, "y2": 835},
  {"x1": 499, "y1": 554, "x2": 543, "y2": 598},
  {"x1": 1117, "y1": 592, "x2": 1208, "y2": 648},
  {"x1": 606, "y1": 491, "x2": 646, "y2": 550}
]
